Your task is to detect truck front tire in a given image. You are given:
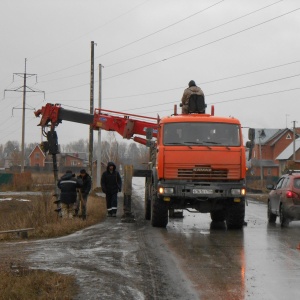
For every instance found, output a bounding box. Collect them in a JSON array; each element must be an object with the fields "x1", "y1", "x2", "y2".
[
  {"x1": 144, "y1": 180, "x2": 151, "y2": 220},
  {"x1": 226, "y1": 199, "x2": 245, "y2": 229},
  {"x1": 151, "y1": 193, "x2": 168, "y2": 228}
]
